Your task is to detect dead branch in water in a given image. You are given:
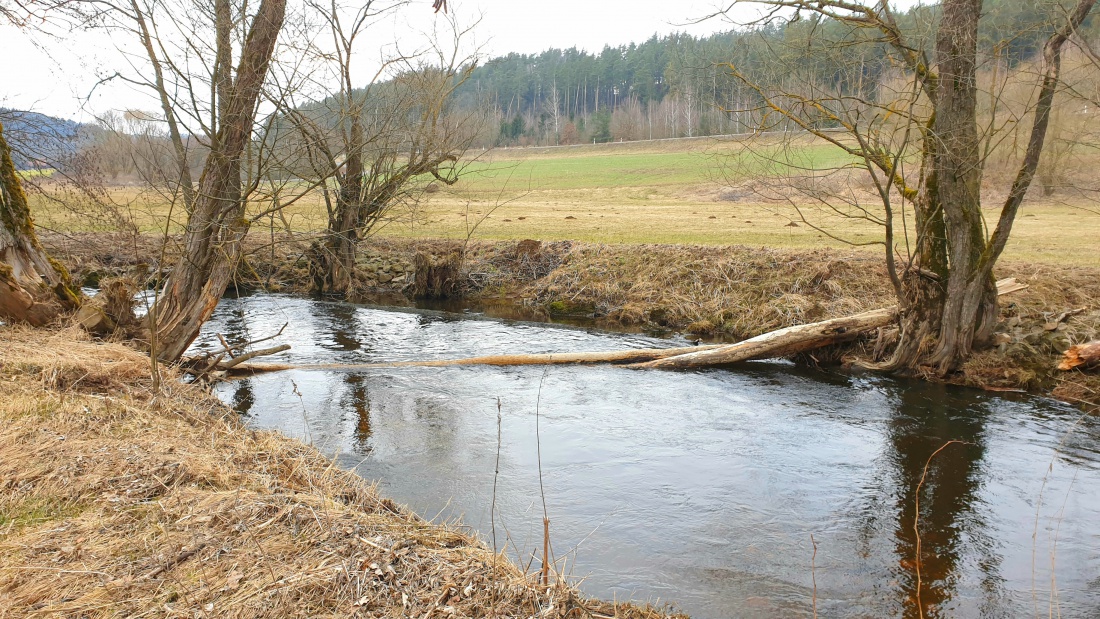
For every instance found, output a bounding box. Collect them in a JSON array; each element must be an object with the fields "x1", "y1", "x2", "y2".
[
  {"x1": 631, "y1": 308, "x2": 897, "y2": 370},
  {"x1": 181, "y1": 324, "x2": 291, "y2": 382},
  {"x1": 226, "y1": 344, "x2": 723, "y2": 374}
]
